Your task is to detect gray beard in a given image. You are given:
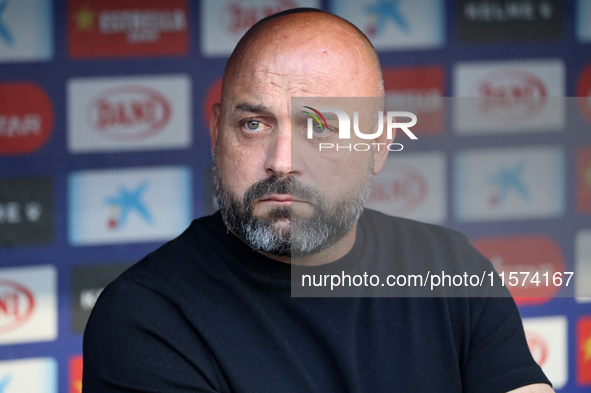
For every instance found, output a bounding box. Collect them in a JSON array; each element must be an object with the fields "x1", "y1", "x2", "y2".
[{"x1": 212, "y1": 158, "x2": 372, "y2": 258}]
